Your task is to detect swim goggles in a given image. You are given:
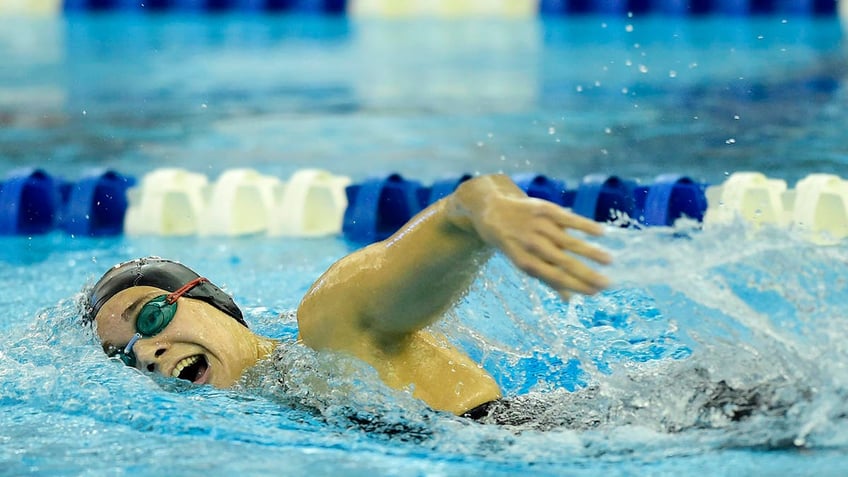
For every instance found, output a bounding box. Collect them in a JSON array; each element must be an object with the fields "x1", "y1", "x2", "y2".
[{"x1": 110, "y1": 277, "x2": 209, "y2": 368}]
